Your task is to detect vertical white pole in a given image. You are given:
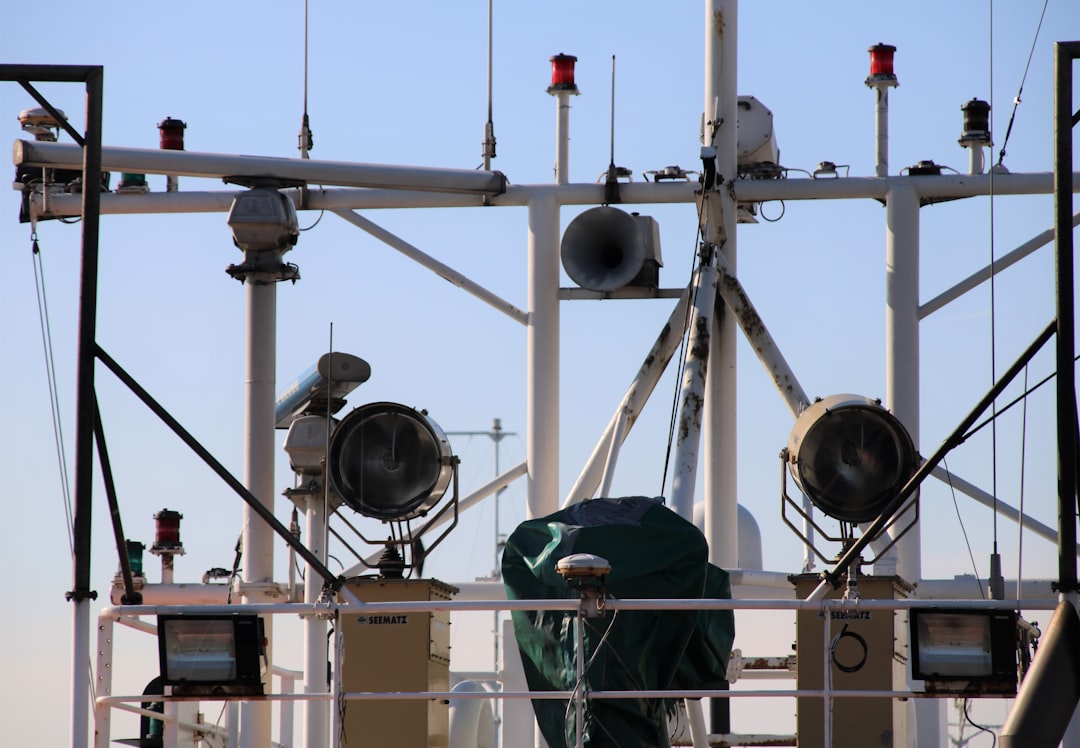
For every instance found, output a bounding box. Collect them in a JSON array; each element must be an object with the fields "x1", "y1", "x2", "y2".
[
  {"x1": 72, "y1": 601, "x2": 91, "y2": 748},
  {"x1": 92, "y1": 616, "x2": 114, "y2": 748},
  {"x1": 702, "y1": 1, "x2": 740, "y2": 735},
  {"x1": 240, "y1": 250, "x2": 278, "y2": 748},
  {"x1": 671, "y1": 265, "x2": 720, "y2": 520},
  {"x1": 874, "y1": 86, "x2": 890, "y2": 178},
  {"x1": 527, "y1": 192, "x2": 560, "y2": 523},
  {"x1": 885, "y1": 184, "x2": 920, "y2": 584},
  {"x1": 886, "y1": 184, "x2": 941, "y2": 746},
  {"x1": 555, "y1": 91, "x2": 571, "y2": 186},
  {"x1": 703, "y1": 0, "x2": 740, "y2": 569},
  {"x1": 968, "y1": 144, "x2": 985, "y2": 175},
  {"x1": 304, "y1": 493, "x2": 329, "y2": 748},
  {"x1": 574, "y1": 612, "x2": 585, "y2": 748}
]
